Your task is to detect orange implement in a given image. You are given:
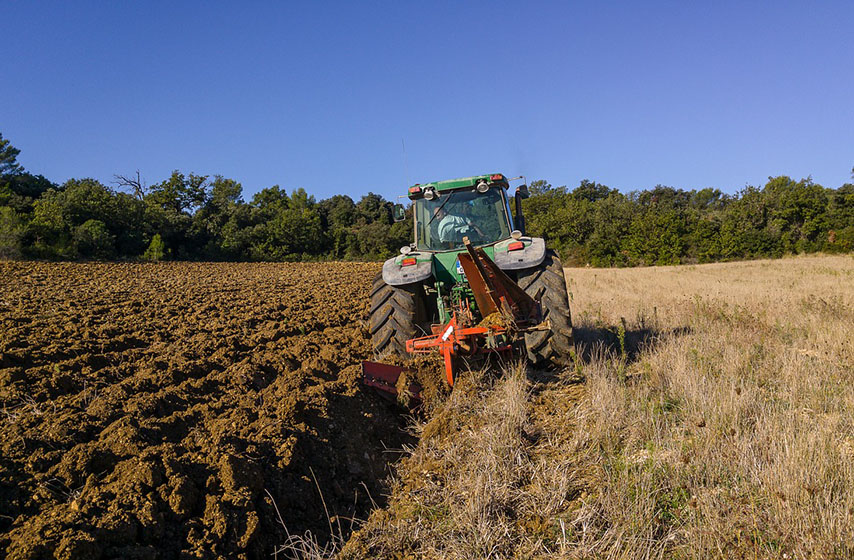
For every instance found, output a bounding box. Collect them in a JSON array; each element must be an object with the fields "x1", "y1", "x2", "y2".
[
  {"x1": 406, "y1": 314, "x2": 513, "y2": 386},
  {"x1": 361, "y1": 360, "x2": 422, "y2": 402}
]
